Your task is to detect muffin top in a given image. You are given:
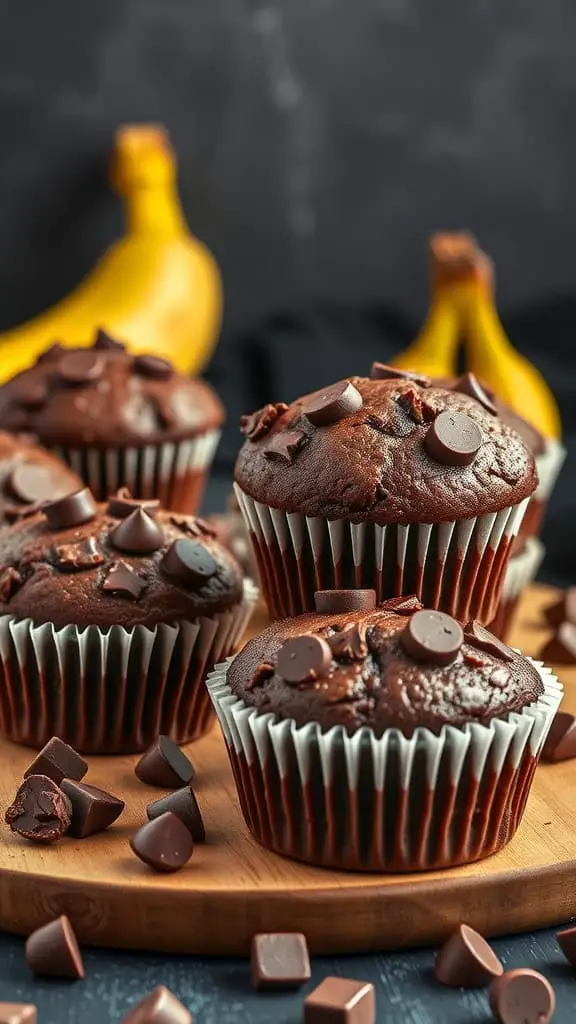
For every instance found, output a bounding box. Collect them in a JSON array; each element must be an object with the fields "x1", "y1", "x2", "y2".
[
  {"x1": 234, "y1": 367, "x2": 538, "y2": 524},
  {"x1": 227, "y1": 590, "x2": 543, "y2": 737},
  {"x1": 0, "y1": 487, "x2": 244, "y2": 629},
  {"x1": 0, "y1": 431, "x2": 81, "y2": 525},
  {"x1": 0, "y1": 330, "x2": 224, "y2": 448}
]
